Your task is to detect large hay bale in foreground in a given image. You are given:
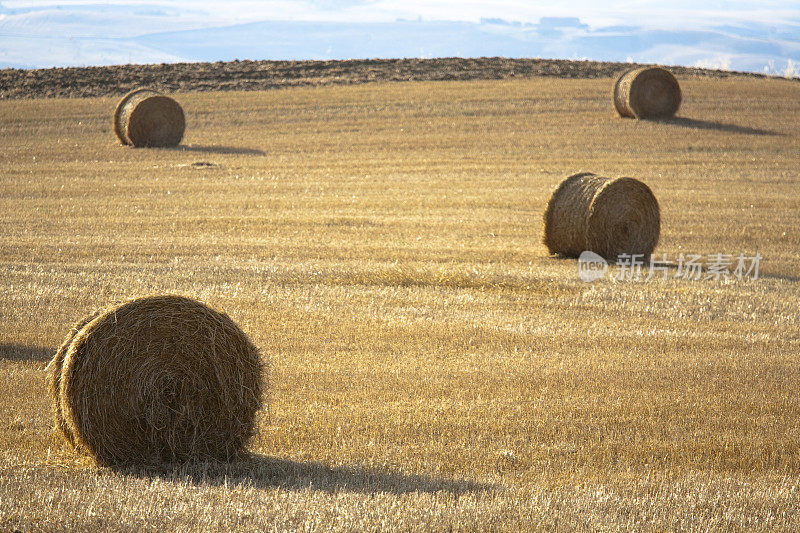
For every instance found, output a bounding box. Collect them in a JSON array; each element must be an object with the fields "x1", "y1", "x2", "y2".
[
  {"x1": 50, "y1": 295, "x2": 263, "y2": 466},
  {"x1": 543, "y1": 172, "x2": 660, "y2": 260},
  {"x1": 614, "y1": 67, "x2": 681, "y2": 119},
  {"x1": 48, "y1": 309, "x2": 103, "y2": 448},
  {"x1": 114, "y1": 88, "x2": 185, "y2": 147}
]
